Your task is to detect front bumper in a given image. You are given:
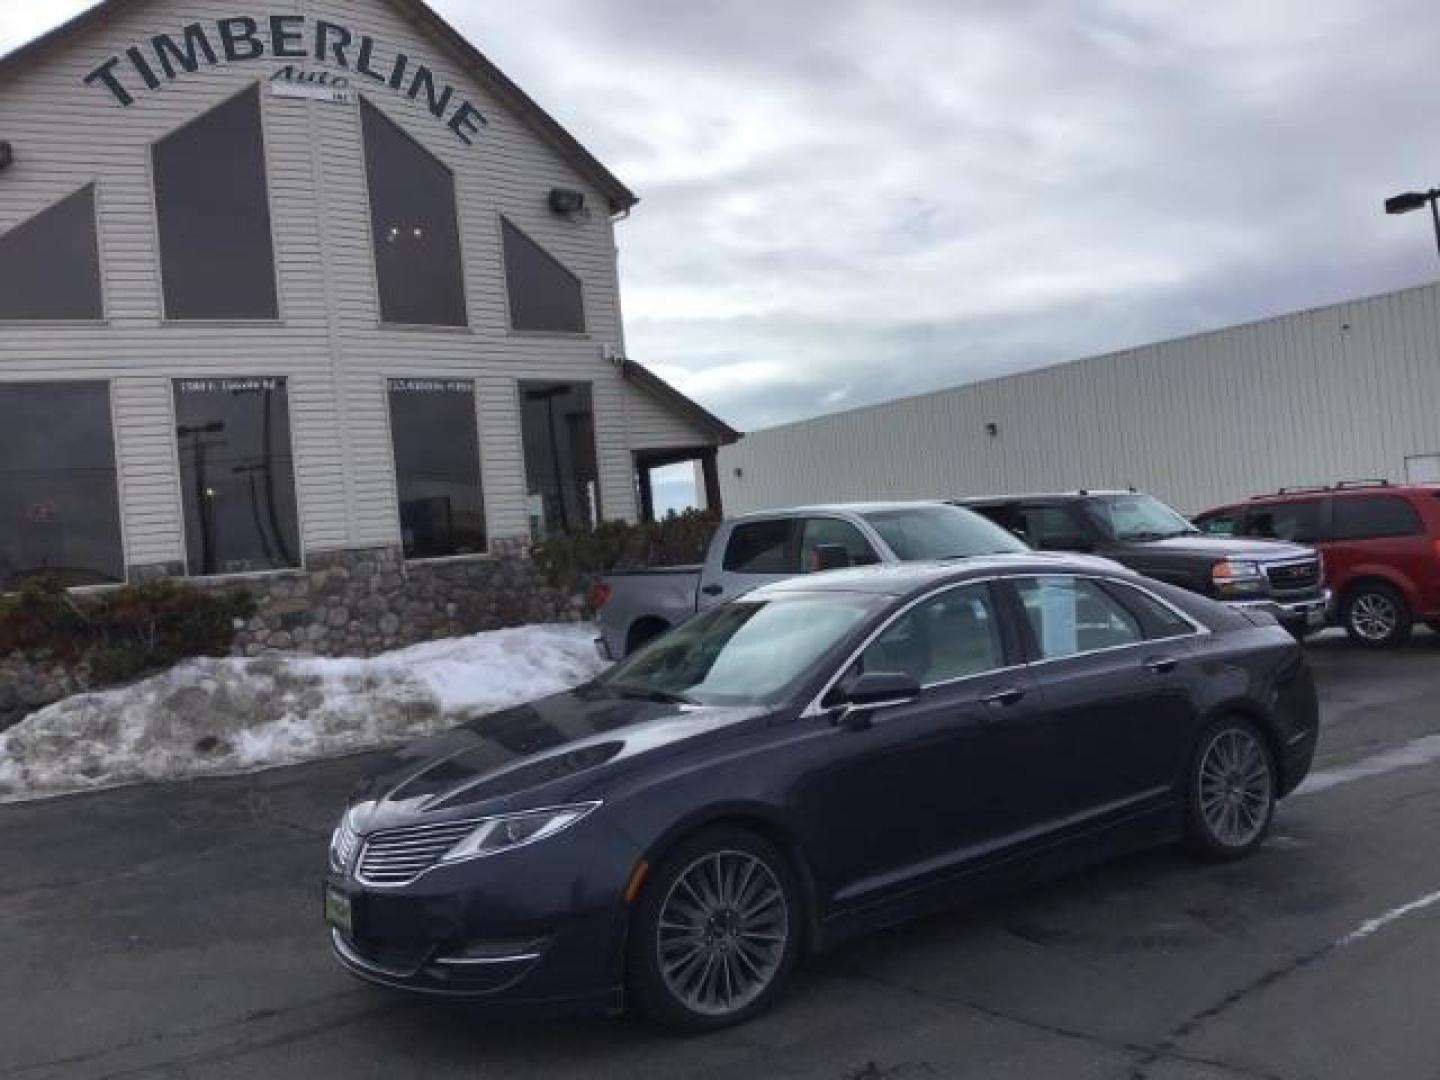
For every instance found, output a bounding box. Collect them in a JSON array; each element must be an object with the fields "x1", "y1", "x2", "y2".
[
  {"x1": 1229, "y1": 590, "x2": 1331, "y2": 629},
  {"x1": 324, "y1": 818, "x2": 639, "y2": 1012}
]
